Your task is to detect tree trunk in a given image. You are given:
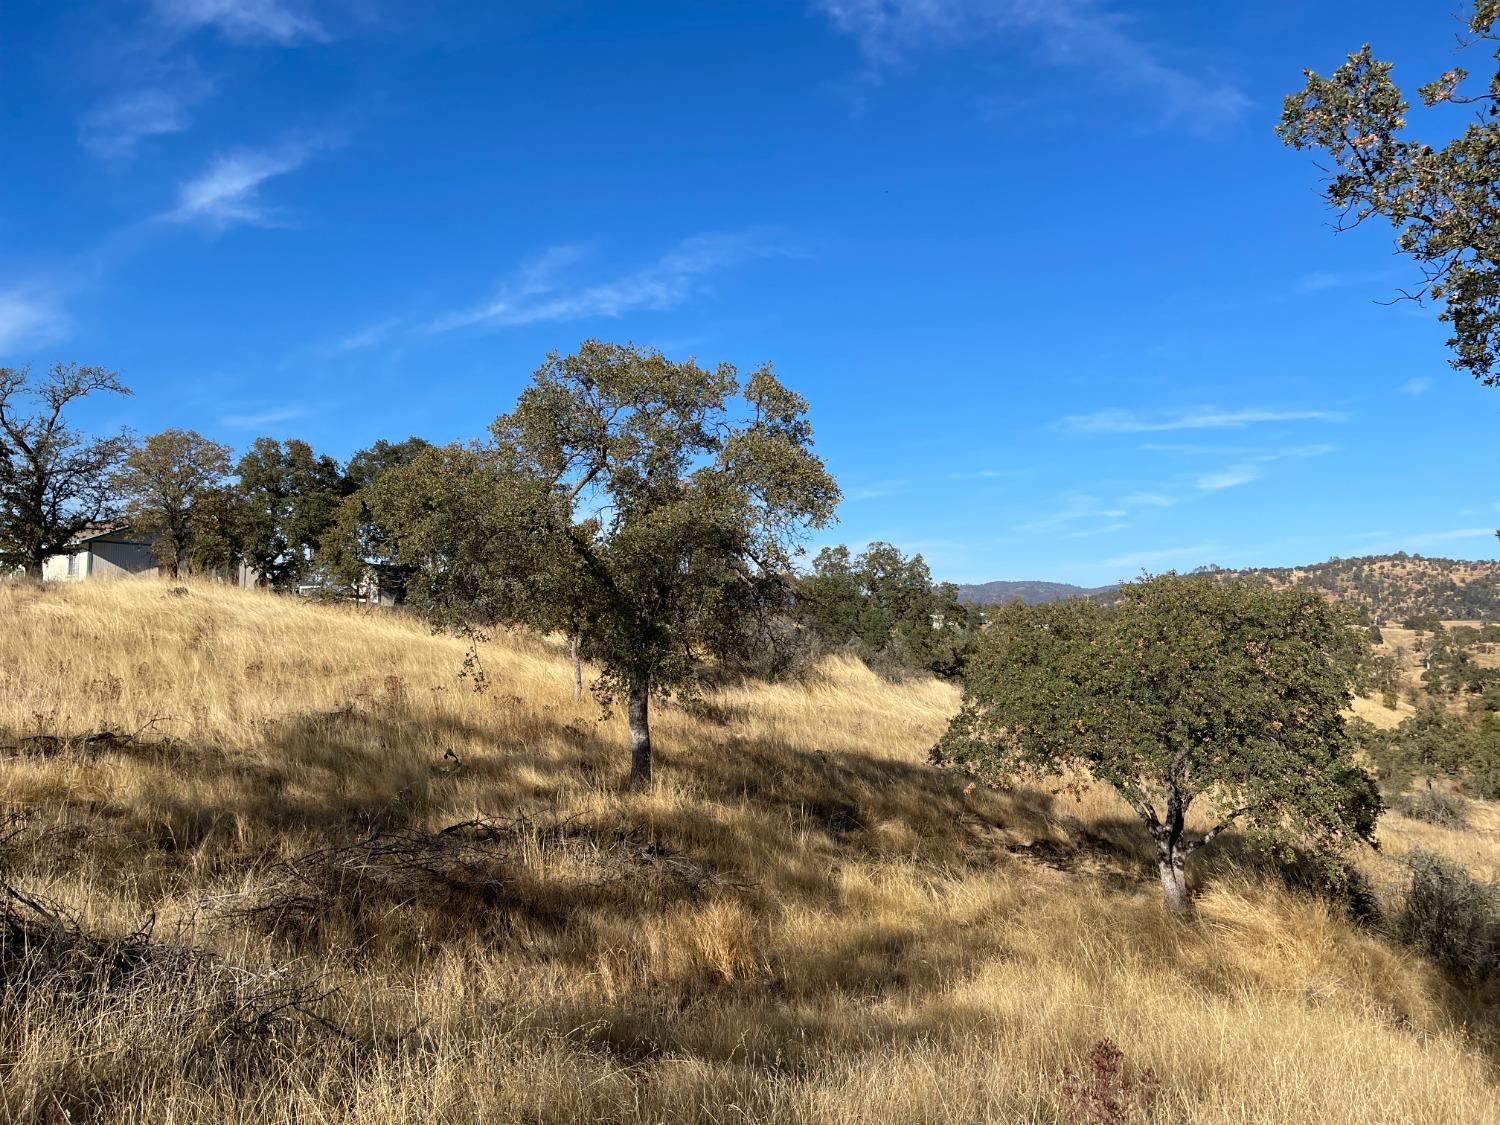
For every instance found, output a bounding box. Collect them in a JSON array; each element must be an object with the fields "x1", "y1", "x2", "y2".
[
  {"x1": 569, "y1": 633, "x2": 583, "y2": 701},
  {"x1": 23, "y1": 556, "x2": 43, "y2": 581},
  {"x1": 627, "y1": 673, "x2": 651, "y2": 788},
  {"x1": 1157, "y1": 846, "x2": 1189, "y2": 914}
]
